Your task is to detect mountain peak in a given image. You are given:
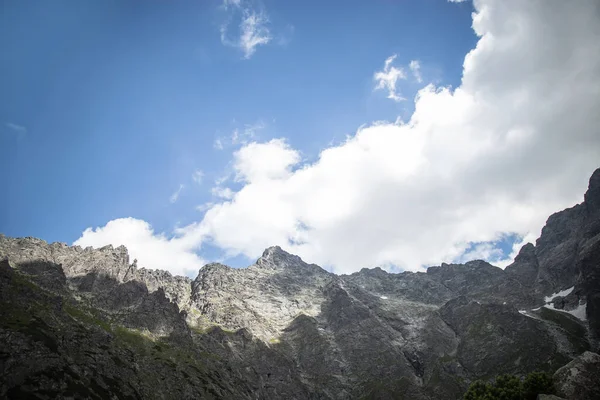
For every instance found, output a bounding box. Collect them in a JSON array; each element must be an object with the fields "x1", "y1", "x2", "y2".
[
  {"x1": 255, "y1": 245, "x2": 303, "y2": 269},
  {"x1": 260, "y1": 245, "x2": 287, "y2": 258},
  {"x1": 585, "y1": 167, "x2": 600, "y2": 212}
]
